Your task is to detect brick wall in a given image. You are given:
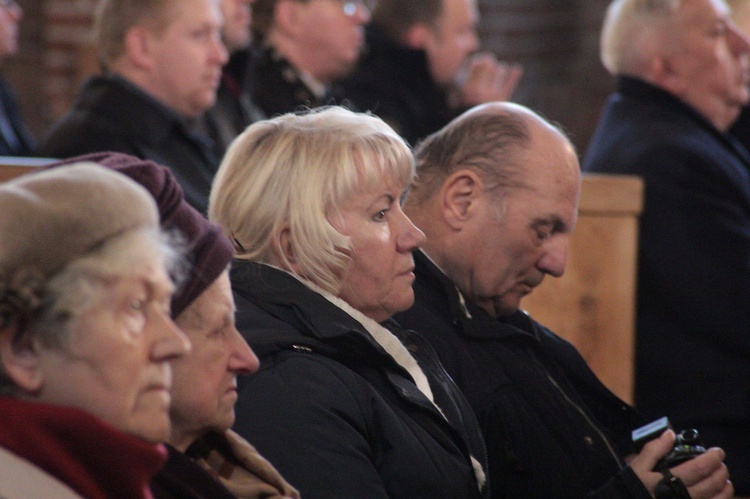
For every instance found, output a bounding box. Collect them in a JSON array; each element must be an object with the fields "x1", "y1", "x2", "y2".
[{"x1": 8, "y1": 0, "x2": 614, "y2": 152}]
